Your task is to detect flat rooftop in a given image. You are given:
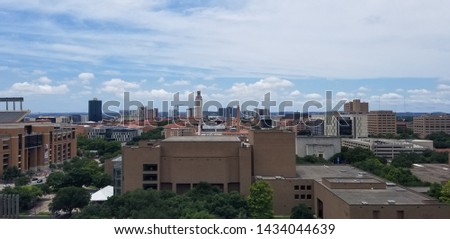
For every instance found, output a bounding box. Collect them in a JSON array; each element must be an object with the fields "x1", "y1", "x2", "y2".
[
  {"x1": 297, "y1": 165, "x2": 437, "y2": 205},
  {"x1": 332, "y1": 187, "x2": 434, "y2": 205},
  {"x1": 163, "y1": 135, "x2": 240, "y2": 142},
  {"x1": 410, "y1": 164, "x2": 450, "y2": 184},
  {"x1": 296, "y1": 165, "x2": 367, "y2": 180}
]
